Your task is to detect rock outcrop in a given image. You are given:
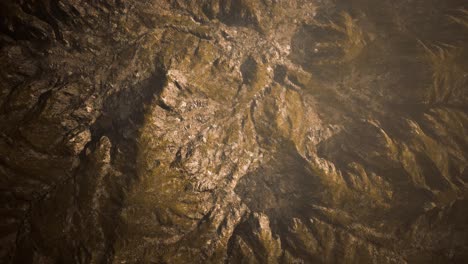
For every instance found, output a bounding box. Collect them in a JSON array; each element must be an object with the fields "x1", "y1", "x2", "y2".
[{"x1": 1, "y1": 0, "x2": 467, "y2": 263}]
